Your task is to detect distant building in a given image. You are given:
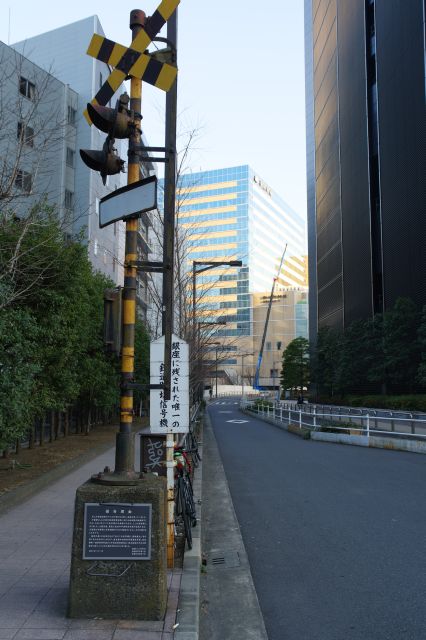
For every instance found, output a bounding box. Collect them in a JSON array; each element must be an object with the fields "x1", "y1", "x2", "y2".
[
  {"x1": 11, "y1": 17, "x2": 156, "y2": 318},
  {"x1": 176, "y1": 165, "x2": 308, "y2": 388},
  {"x1": 305, "y1": 0, "x2": 426, "y2": 342}
]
